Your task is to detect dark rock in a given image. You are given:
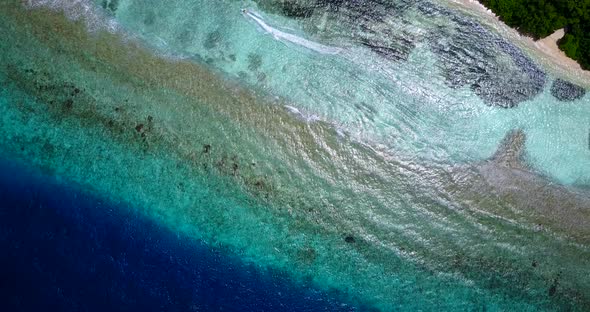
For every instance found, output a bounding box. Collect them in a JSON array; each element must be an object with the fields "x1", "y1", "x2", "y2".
[
  {"x1": 42, "y1": 142, "x2": 55, "y2": 155},
  {"x1": 280, "y1": 1, "x2": 315, "y2": 18},
  {"x1": 430, "y1": 27, "x2": 546, "y2": 108},
  {"x1": 204, "y1": 30, "x2": 222, "y2": 50},
  {"x1": 344, "y1": 235, "x2": 355, "y2": 243},
  {"x1": 254, "y1": 180, "x2": 265, "y2": 188},
  {"x1": 143, "y1": 12, "x2": 156, "y2": 26},
  {"x1": 256, "y1": 0, "x2": 546, "y2": 107},
  {"x1": 360, "y1": 38, "x2": 411, "y2": 62},
  {"x1": 101, "y1": 0, "x2": 119, "y2": 13},
  {"x1": 247, "y1": 54, "x2": 263, "y2": 71},
  {"x1": 63, "y1": 99, "x2": 73, "y2": 110},
  {"x1": 108, "y1": 0, "x2": 118, "y2": 12},
  {"x1": 548, "y1": 284, "x2": 557, "y2": 297},
  {"x1": 135, "y1": 124, "x2": 144, "y2": 132},
  {"x1": 297, "y1": 247, "x2": 317, "y2": 264},
  {"x1": 550, "y1": 79, "x2": 586, "y2": 102},
  {"x1": 548, "y1": 278, "x2": 559, "y2": 297}
]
